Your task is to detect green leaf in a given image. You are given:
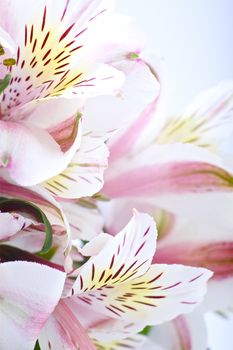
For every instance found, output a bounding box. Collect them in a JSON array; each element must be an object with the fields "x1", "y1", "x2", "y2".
[
  {"x1": 0, "y1": 74, "x2": 11, "y2": 95},
  {"x1": 128, "y1": 52, "x2": 139, "y2": 59},
  {"x1": 34, "y1": 340, "x2": 41, "y2": 350},
  {"x1": 0, "y1": 197, "x2": 53, "y2": 254},
  {"x1": 139, "y1": 326, "x2": 152, "y2": 336},
  {"x1": 36, "y1": 245, "x2": 57, "y2": 260}
]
